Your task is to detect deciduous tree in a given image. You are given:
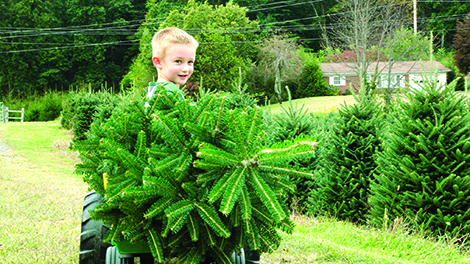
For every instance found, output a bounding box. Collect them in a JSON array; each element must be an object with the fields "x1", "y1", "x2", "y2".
[
  {"x1": 123, "y1": 0, "x2": 259, "y2": 92},
  {"x1": 256, "y1": 33, "x2": 302, "y2": 104},
  {"x1": 323, "y1": 0, "x2": 429, "y2": 106},
  {"x1": 452, "y1": 14, "x2": 470, "y2": 75}
]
